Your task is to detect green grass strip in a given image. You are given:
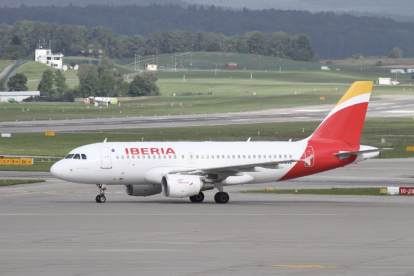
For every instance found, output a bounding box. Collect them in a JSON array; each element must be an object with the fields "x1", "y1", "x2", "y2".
[
  {"x1": 0, "y1": 179, "x2": 46, "y2": 186},
  {"x1": 242, "y1": 188, "x2": 390, "y2": 196}
]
